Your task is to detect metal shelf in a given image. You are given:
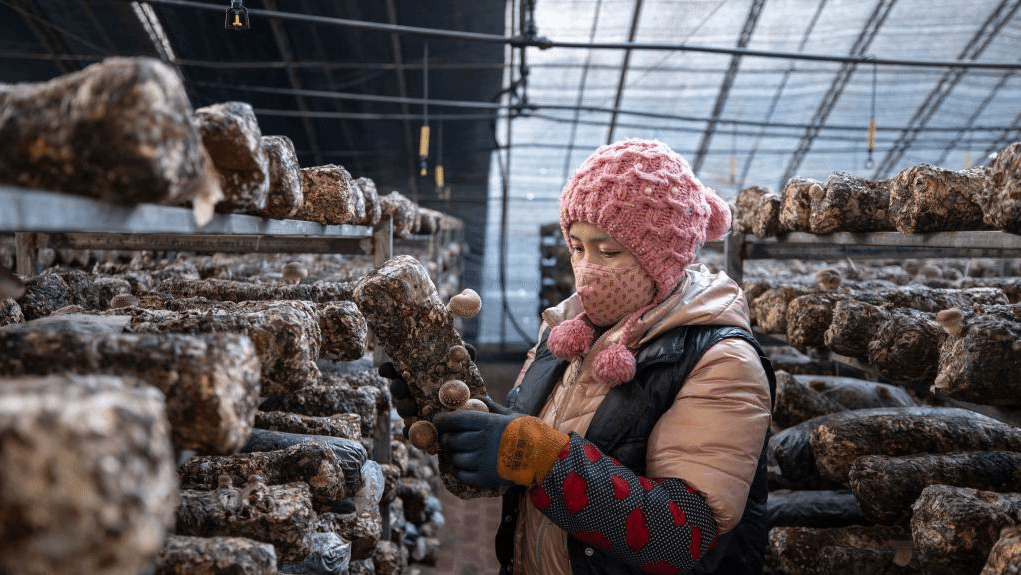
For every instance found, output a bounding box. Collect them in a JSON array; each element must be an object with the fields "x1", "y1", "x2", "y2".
[
  {"x1": 725, "y1": 230, "x2": 1021, "y2": 284},
  {"x1": 0, "y1": 185, "x2": 377, "y2": 237},
  {"x1": 733, "y1": 230, "x2": 1021, "y2": 387},
  {"x1": 1, "y1": 185, "x2": 401, "y2": 276}
]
